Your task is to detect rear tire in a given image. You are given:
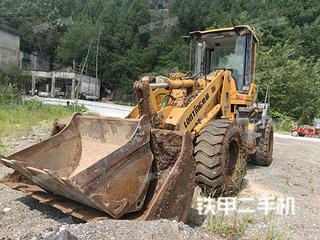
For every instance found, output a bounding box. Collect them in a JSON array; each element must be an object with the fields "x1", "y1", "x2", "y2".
[
  {"x1": 292, "y1": 131, "x2": 299, "y2": 137},
  {"x1": 251, "y1": 119, "x2": 274, "y2": 166},
  {"x1": 194, "y1": 120, "x2": 247, "y2": 196}
]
